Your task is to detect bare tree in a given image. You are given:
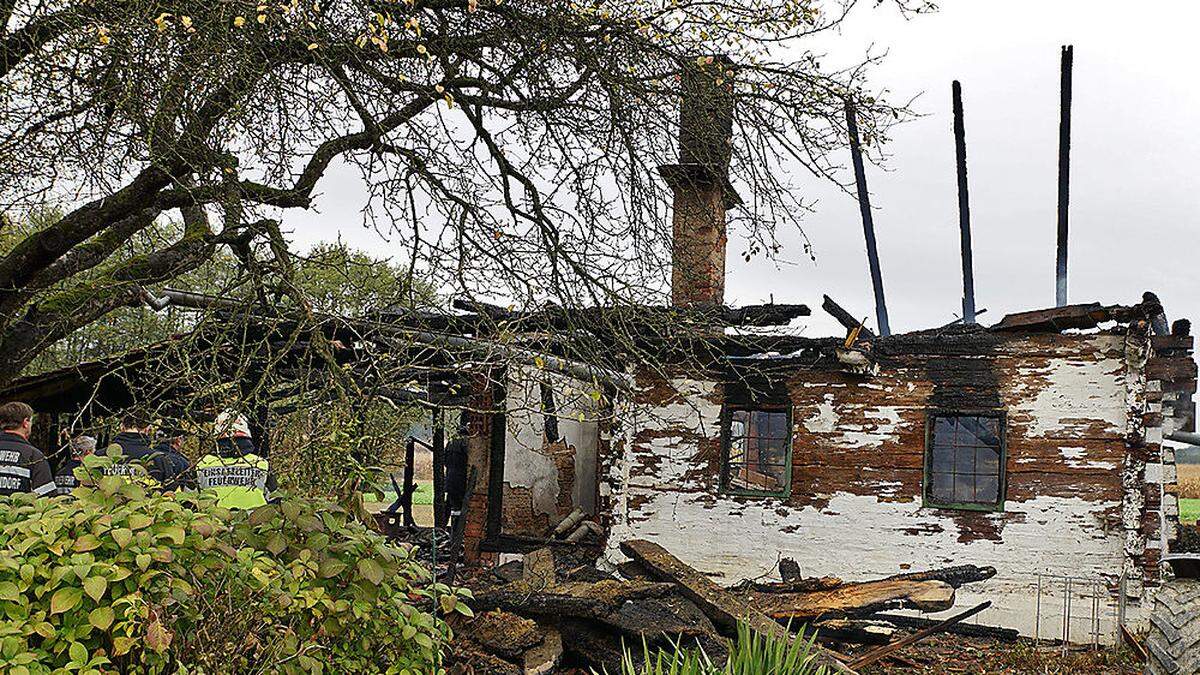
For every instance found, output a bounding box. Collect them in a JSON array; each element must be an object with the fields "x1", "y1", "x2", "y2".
[{"x1": 0, "y1": 0, "x2": 923, "y2": 386}]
